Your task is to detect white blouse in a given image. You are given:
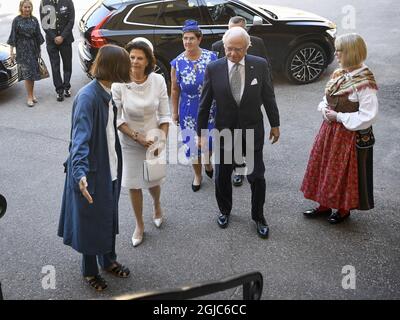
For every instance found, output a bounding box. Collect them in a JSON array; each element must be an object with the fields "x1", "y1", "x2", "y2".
[
  {"x1": 99, "y1": 82, "x2": 118, "y2": 181},
  {"x1": 318, "y1": 65, "x2": 378, "y2": 131},
  {"x1": 111, "y1": 73, "x2": 171, "y2": 147}
]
